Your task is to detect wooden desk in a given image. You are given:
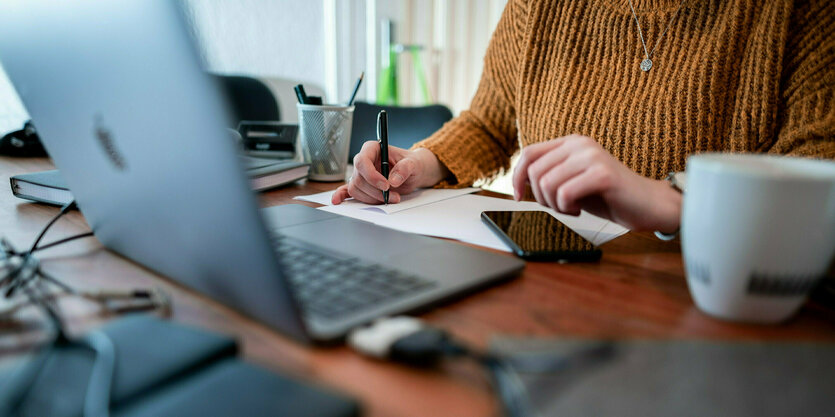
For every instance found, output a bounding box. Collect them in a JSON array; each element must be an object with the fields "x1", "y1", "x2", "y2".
[{"x1": 1, "y1": 156, "x2": 833, "y2": 417}]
